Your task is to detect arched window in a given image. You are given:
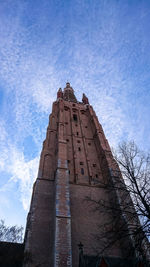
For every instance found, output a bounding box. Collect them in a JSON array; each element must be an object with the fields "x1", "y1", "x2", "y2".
[{"x1": 73, "y1": 114, "x2": 78, "y2": 121}]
